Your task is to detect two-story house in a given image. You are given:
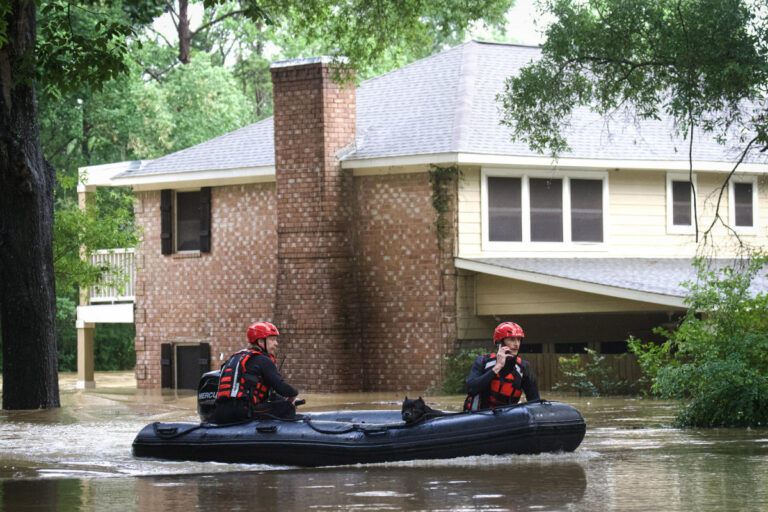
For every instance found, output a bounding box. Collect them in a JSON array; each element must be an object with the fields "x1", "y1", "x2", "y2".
[{"x1": 78, "y1": 41, "x2": 768, "y2": 392}]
